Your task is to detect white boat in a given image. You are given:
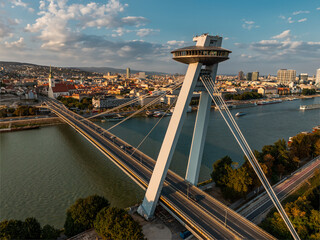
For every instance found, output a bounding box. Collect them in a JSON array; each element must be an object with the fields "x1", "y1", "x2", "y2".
[
  {"x1": 235, "y1": 112, "x2": 246, "y2": 117},
  {"x1": 300, "y1": 104, "x2": 320, "y2": 110},
  {"x1": 107, "y1": 114, "x2": 125, "y2": 121}
]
